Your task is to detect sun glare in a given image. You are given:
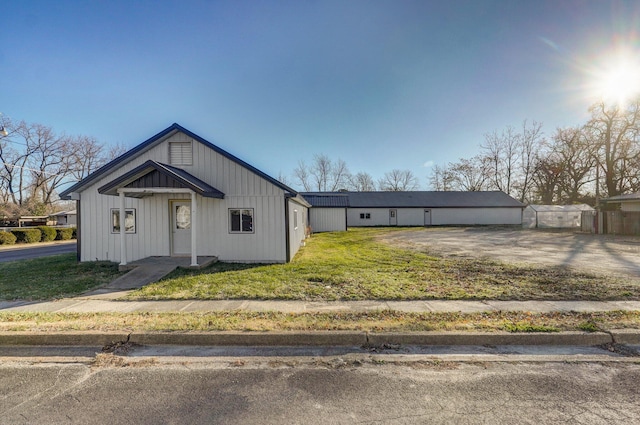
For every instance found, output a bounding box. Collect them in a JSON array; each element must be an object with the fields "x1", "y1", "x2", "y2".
[{"x1": 593, "y1": 55, "x2": 640, "y2": 106}]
